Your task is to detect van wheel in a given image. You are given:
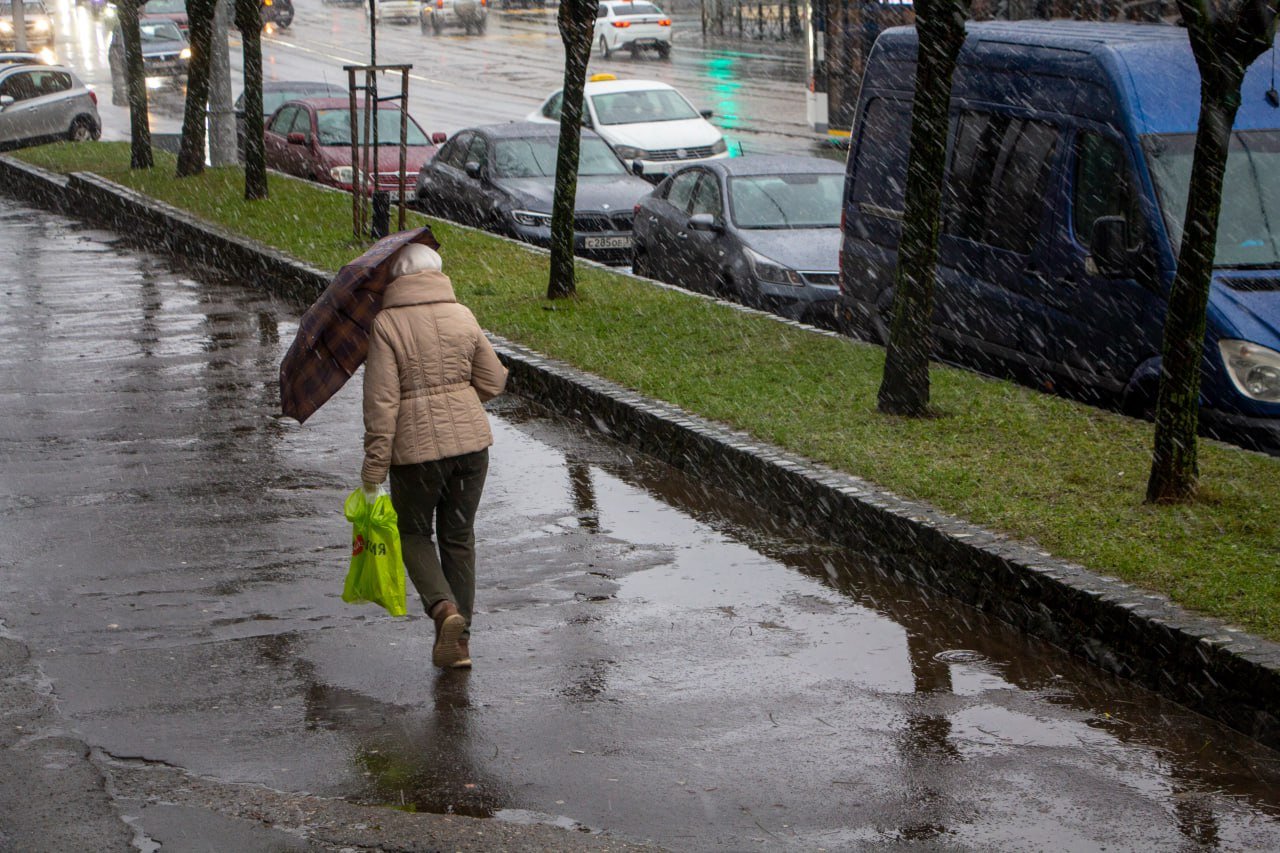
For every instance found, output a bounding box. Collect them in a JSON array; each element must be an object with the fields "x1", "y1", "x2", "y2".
[
  {"x1": 68, "y1": 117, "x2": 97, "y2": 142},
  {"x1": 599, "y1": 35, "x2": 612, "y2": 59},
  {"x1": 1122, "y1": 380, "x2": 1158, "y2": 420},
  {"x1": 871, "y1": 290, "x2": 895, "y2": 345}
]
